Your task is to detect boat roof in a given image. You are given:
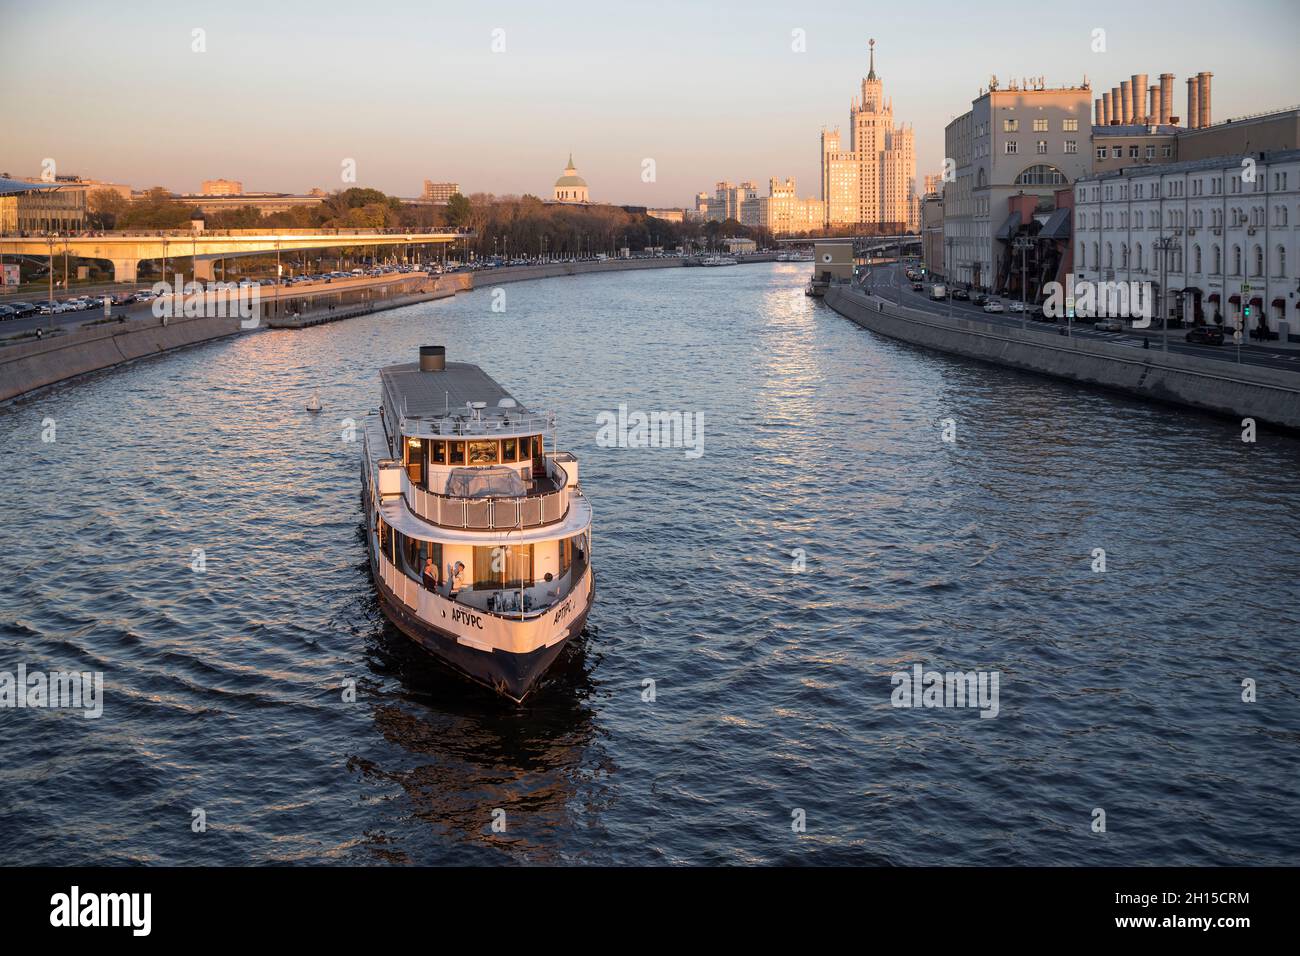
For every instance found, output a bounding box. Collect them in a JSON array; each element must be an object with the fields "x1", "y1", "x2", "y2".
[{"x1": 381, "y1": 361, "x2": 530, "y2": 419}]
